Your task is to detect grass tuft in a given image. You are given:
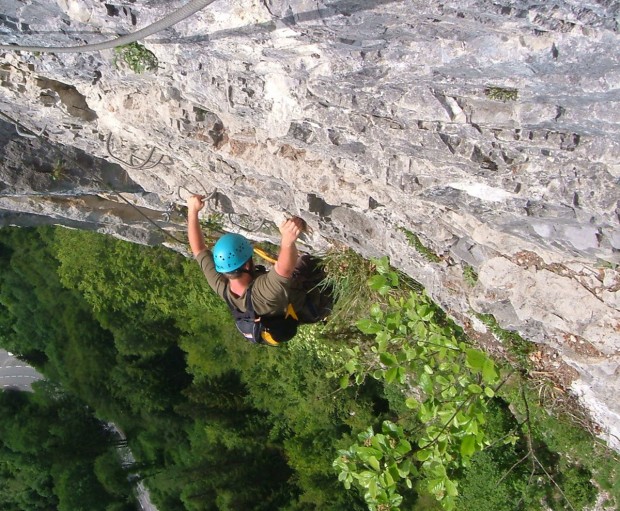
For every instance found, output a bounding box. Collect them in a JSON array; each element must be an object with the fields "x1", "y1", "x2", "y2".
[
  {"x1": 463, "y1": 264, "x2": 478, "y2": 286},
  {"x1": 114, "y1": 42, "x2": 159, "y2": 73},
  {"x1": 398, "y1": 227, "x2": 442, "y2": 263},
  {"x1": 475, "y1": 312, "x2": 534, "y2": 370},
  {"x1": 319, "y1": 246, "x2": 378, "y2": 328},
  {"x1": 484, "y1": 86, "x2": 518, "y2": 102}
]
